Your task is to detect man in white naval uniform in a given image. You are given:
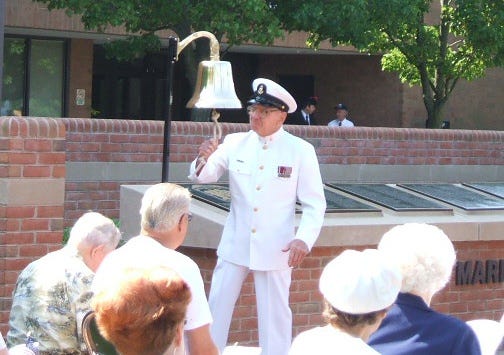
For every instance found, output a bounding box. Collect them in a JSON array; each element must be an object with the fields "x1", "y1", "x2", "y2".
[{"x1": 188, "y1": 78, "x2": 326, "y2": 355}]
